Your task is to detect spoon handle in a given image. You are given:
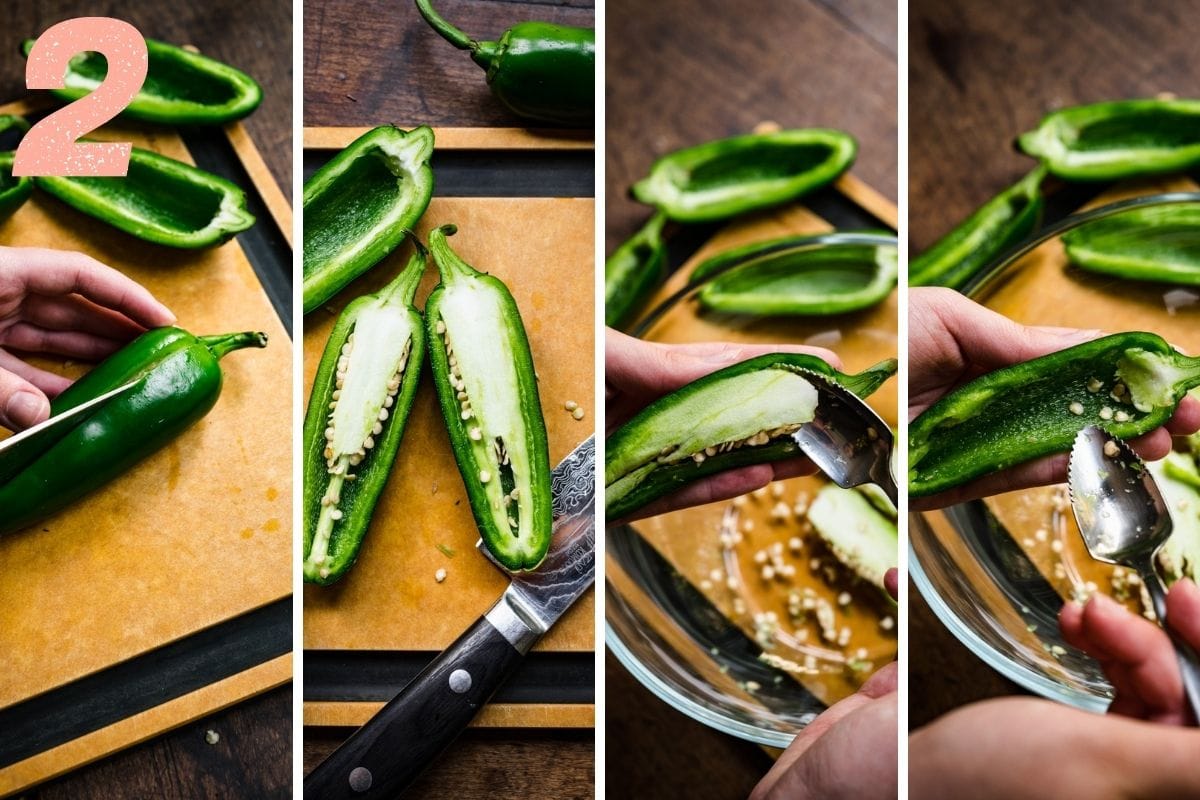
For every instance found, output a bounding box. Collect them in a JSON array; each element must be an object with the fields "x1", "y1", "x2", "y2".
[{"x1": 1145, "y1": 573, "x2": 1200, "y2": 725}]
